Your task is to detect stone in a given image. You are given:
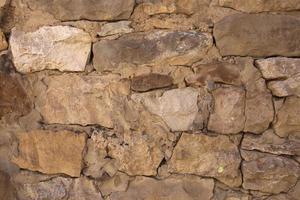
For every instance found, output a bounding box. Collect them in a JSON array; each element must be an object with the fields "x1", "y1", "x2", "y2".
[
  {"x1": 97, "y1": 172, "x2": 130, "y2": 196},
  {"x1": 168, "y1": 133, "x2": 242, "y2": 187},
  {"x1": 0, "y1": 73, "x2": 31, "y2": 118},
  {"x1": 110, "y1": 175, "x2": 214, "y2": 200},
  {"x1": 12, "y1": 130, "x2": 86, "y2": 177},
  {"x1": 10, "y1": 26, "x2": 91, "y2": 73},
  {"x1": 213, "y1": 183, "x2": 251, "y2": 200},
  {"x1": 242, "y1": 130, "x2": 300, "y2": 156},
  {"x1": 93, "y1": 31, "x2": 213, "y2": 72},
  {"x1": 242, "y1": 150, "x2": 300, "y2": 194},
  {"x1": 0, "y1": 171, "x2": 16, "y2": 200},
  {"x1": 273, "y1": 96, "x2": 300, "y2": 138},
  {"x1": 0, "y1": 31, "x2": 7, "y2": 51},
  {"x1": 256, "y1": 58, "x2": 300, "y2": 97},
  {"x1": 218, "y1": 0, "x2": 300, "y2": 12},
  {"x1": 34, "y1": 74, "x2": 131, "y2": 128},
  {"x1": 131, "y1": 73, "x2": 173, "y2": 92},
  {"x1": 214, "y1": 14, "x2": 300, "y2": 57},
  {"x1": 23, "y1": 0, "x2": 135, "y2": 21},
  {"x1": 208, "y1": 86, "x2": 245, "y2": 134},
  {"x1": 132, "y1": 87, "x2": 201, "y2": 131},
  {"x1": 98, "y1": 21, "x2": 133, "y2": 37},
  {"x1": 68, "y1": 177, "x2": 102, "y2": 200}
]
